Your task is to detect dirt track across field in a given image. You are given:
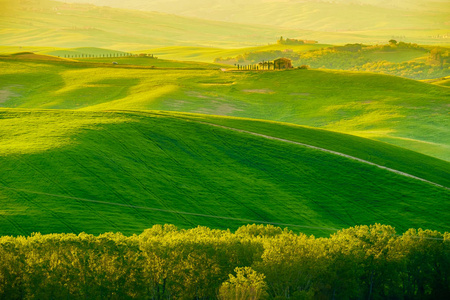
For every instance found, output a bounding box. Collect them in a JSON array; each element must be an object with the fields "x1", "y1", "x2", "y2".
[{"x1": 197, "y1": 121, "x2": 449, "y2": 191}]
